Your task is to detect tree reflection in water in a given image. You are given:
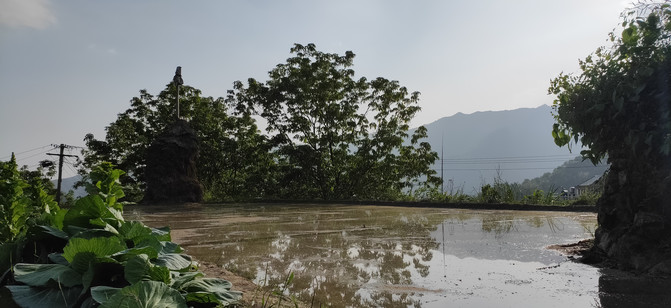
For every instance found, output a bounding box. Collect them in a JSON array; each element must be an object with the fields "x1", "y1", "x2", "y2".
[
  {"x1": 227, "y1": 209, "x2": 444, "y2": 307},
  {"x1": 136, "y1": 205, "x2": 598, "y2": 307}
]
